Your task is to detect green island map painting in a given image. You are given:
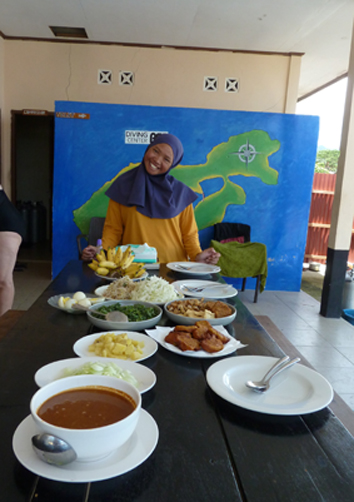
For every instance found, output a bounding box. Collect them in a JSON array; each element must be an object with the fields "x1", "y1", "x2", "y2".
[
  {"x1": 73, "y1": 130, "x2": 280, "y2": 234},
  {"x1": 53, "y1": 101, "x2": 319, "y2": 290}
]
